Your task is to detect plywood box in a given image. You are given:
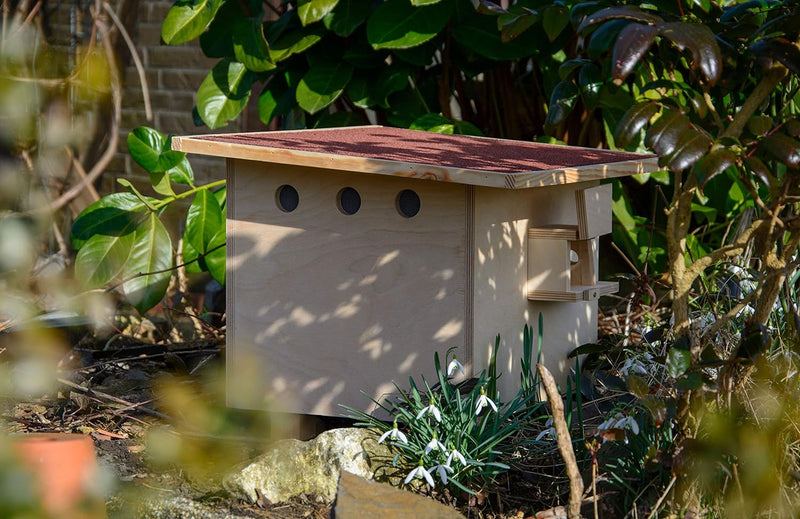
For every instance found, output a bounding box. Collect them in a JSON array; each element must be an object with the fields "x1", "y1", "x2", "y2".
[{"x1": 172, "y1": 126, "x2": 659, "y2": 416}]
